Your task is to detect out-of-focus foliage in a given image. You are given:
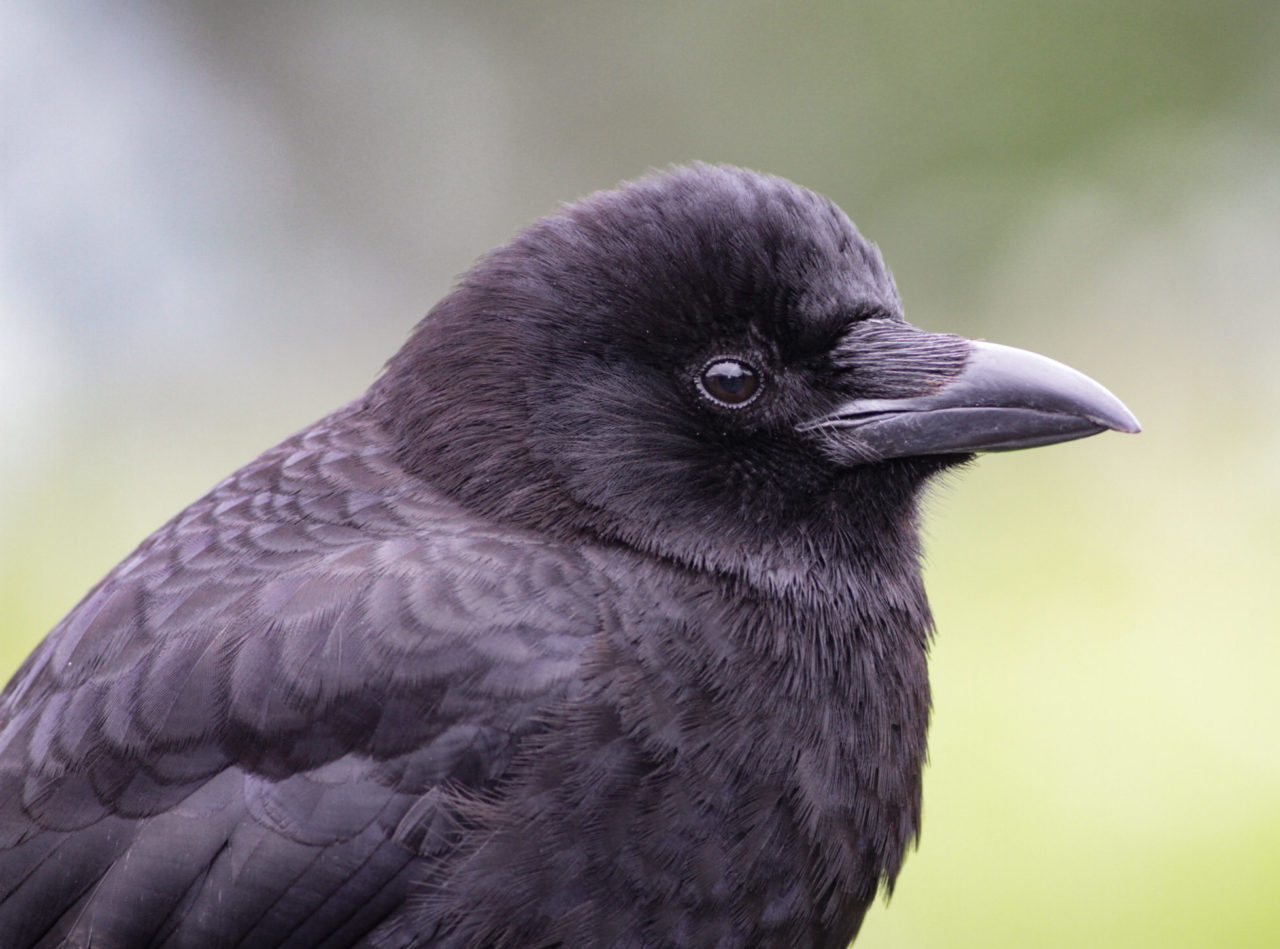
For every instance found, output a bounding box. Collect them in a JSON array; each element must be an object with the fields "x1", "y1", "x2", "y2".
[{"x1": 3, "y1": 2, "x2": 1277, "y2": 946}]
